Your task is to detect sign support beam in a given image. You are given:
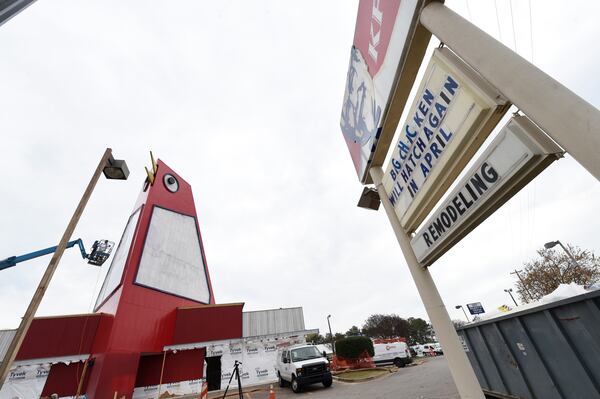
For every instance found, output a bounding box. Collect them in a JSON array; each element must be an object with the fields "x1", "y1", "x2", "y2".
[
  {"x1": 370, "y1": 166, "x2": 484, "y2": 399},
  {"x1": 420, "y1": 2, "x2": 600, "y2": 182}
]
